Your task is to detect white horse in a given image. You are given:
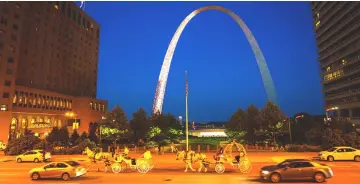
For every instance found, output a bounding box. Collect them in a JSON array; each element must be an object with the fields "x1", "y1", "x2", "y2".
[
  {"x1": 176, "y1": 150, "x2": 208, "y2": 172},
  {"x1": 85, "y1": 147, "x2": 110, "y2": 162}
]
